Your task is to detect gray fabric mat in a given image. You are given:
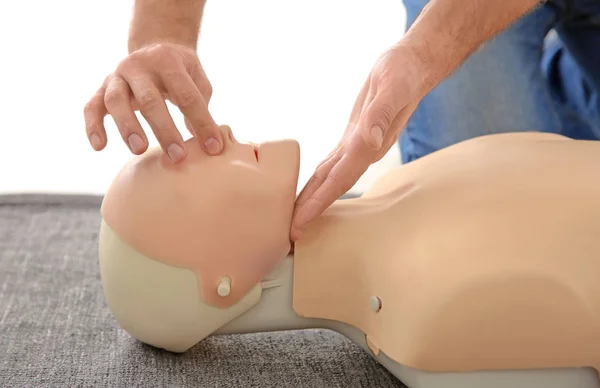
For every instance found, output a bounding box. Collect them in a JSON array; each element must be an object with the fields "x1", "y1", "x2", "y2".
[{"x1": 0, "y1": 194, "x2": 405, "y2": 388}]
